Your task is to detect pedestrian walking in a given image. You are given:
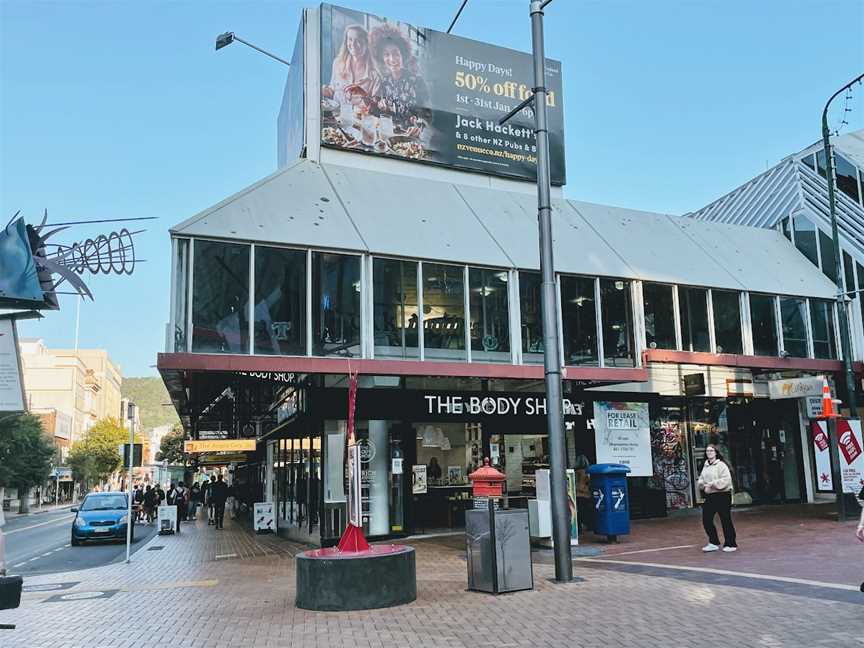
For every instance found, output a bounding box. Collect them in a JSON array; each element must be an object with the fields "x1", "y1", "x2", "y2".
[
  {"x1": 697, "y1": 444, "x2": 737, "y2": 552},
  {"x1": 205, "y1": 474, "x2": 216, "y2": 526},
  {"x1": 857, "y1": 486, "x2": 864, "y2": 592},
  {"x1": 211, "y1": 474, "x2": 229, "y2": 530},
  {"x1": 166, "y1": 482, "x2": 182, "y2": 534},
  {"x1": 189, "y1": 482, "x2": 201, "y2": 520},
  {"x1": 143, "y1": 485, "x2": 157, "y2": 524}
]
